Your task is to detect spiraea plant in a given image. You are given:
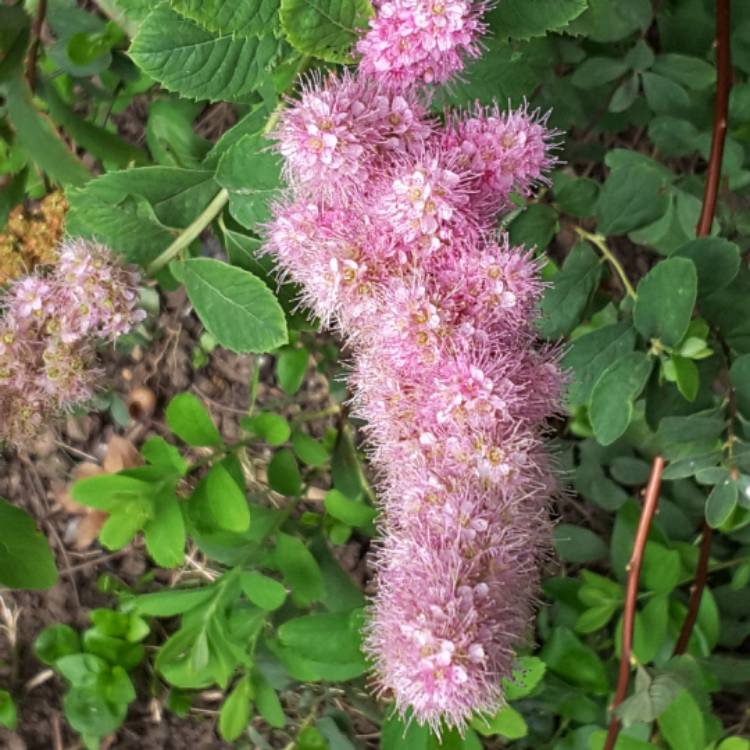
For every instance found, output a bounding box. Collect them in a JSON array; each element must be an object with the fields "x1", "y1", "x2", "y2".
[{"x1": 1, "y1": 0, "x2": 750, "y2": 749}]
